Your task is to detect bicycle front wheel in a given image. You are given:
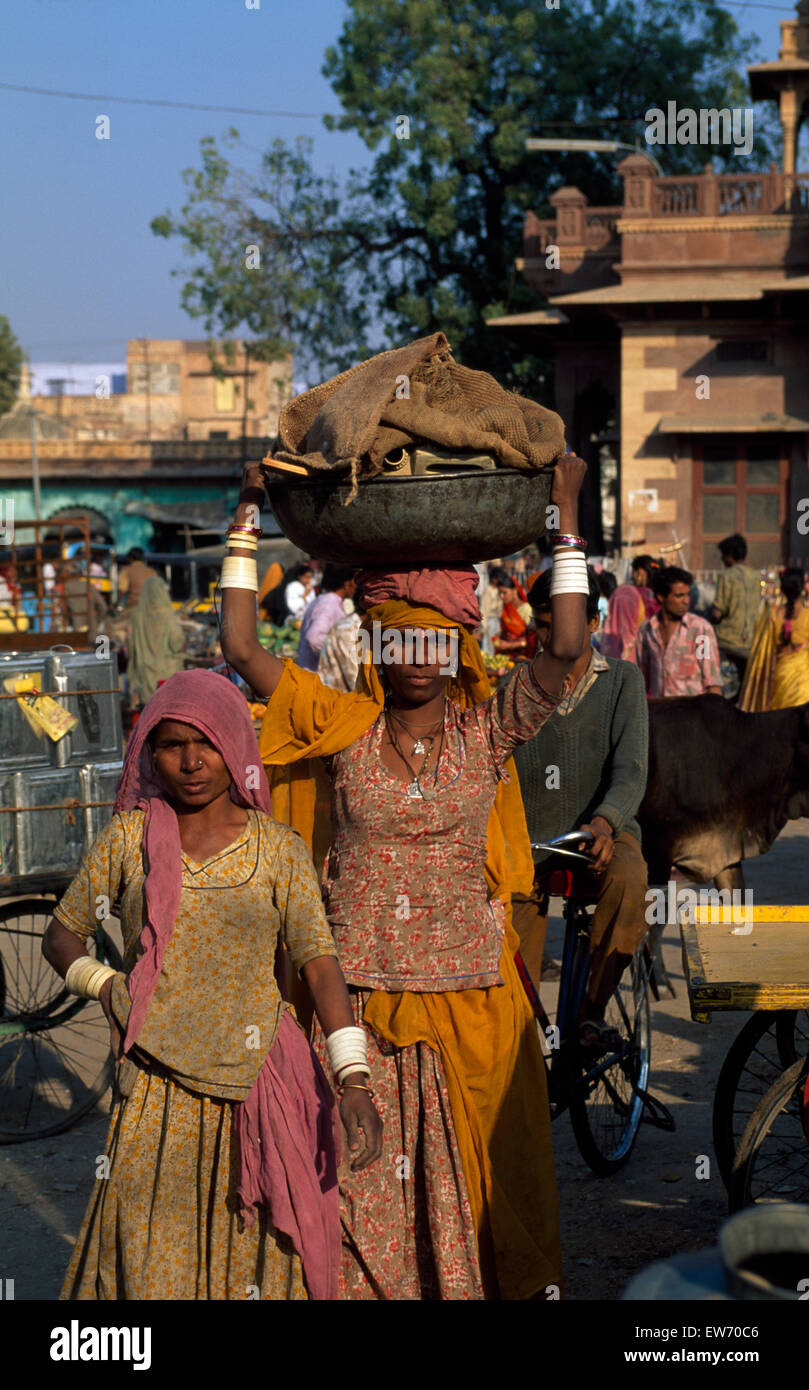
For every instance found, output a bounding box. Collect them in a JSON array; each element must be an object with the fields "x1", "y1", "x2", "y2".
[
  {"x1": 729, "y1": 1055, "x2": 809, "y2": 1211},
  {"x1": 0, "y1": 899, "x2": 122, "y2": 1144},
  {"x1": 569, "y1": 946, "x2": 652, "y2": 1175}
]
